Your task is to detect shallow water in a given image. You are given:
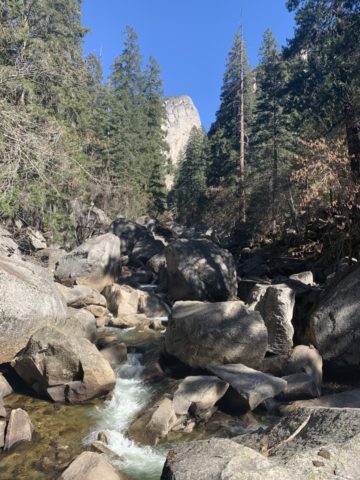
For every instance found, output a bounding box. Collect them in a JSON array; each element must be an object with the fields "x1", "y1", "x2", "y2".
[
  {"x1": 1, "y1": 327, "x2": 275, "y2": 480},
  {"x1": 85, "y1": 353, "x2": 167, "y2": 480},
  {"x1": 2, "y1": 394, "x2": 97, "y2": 480}
]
